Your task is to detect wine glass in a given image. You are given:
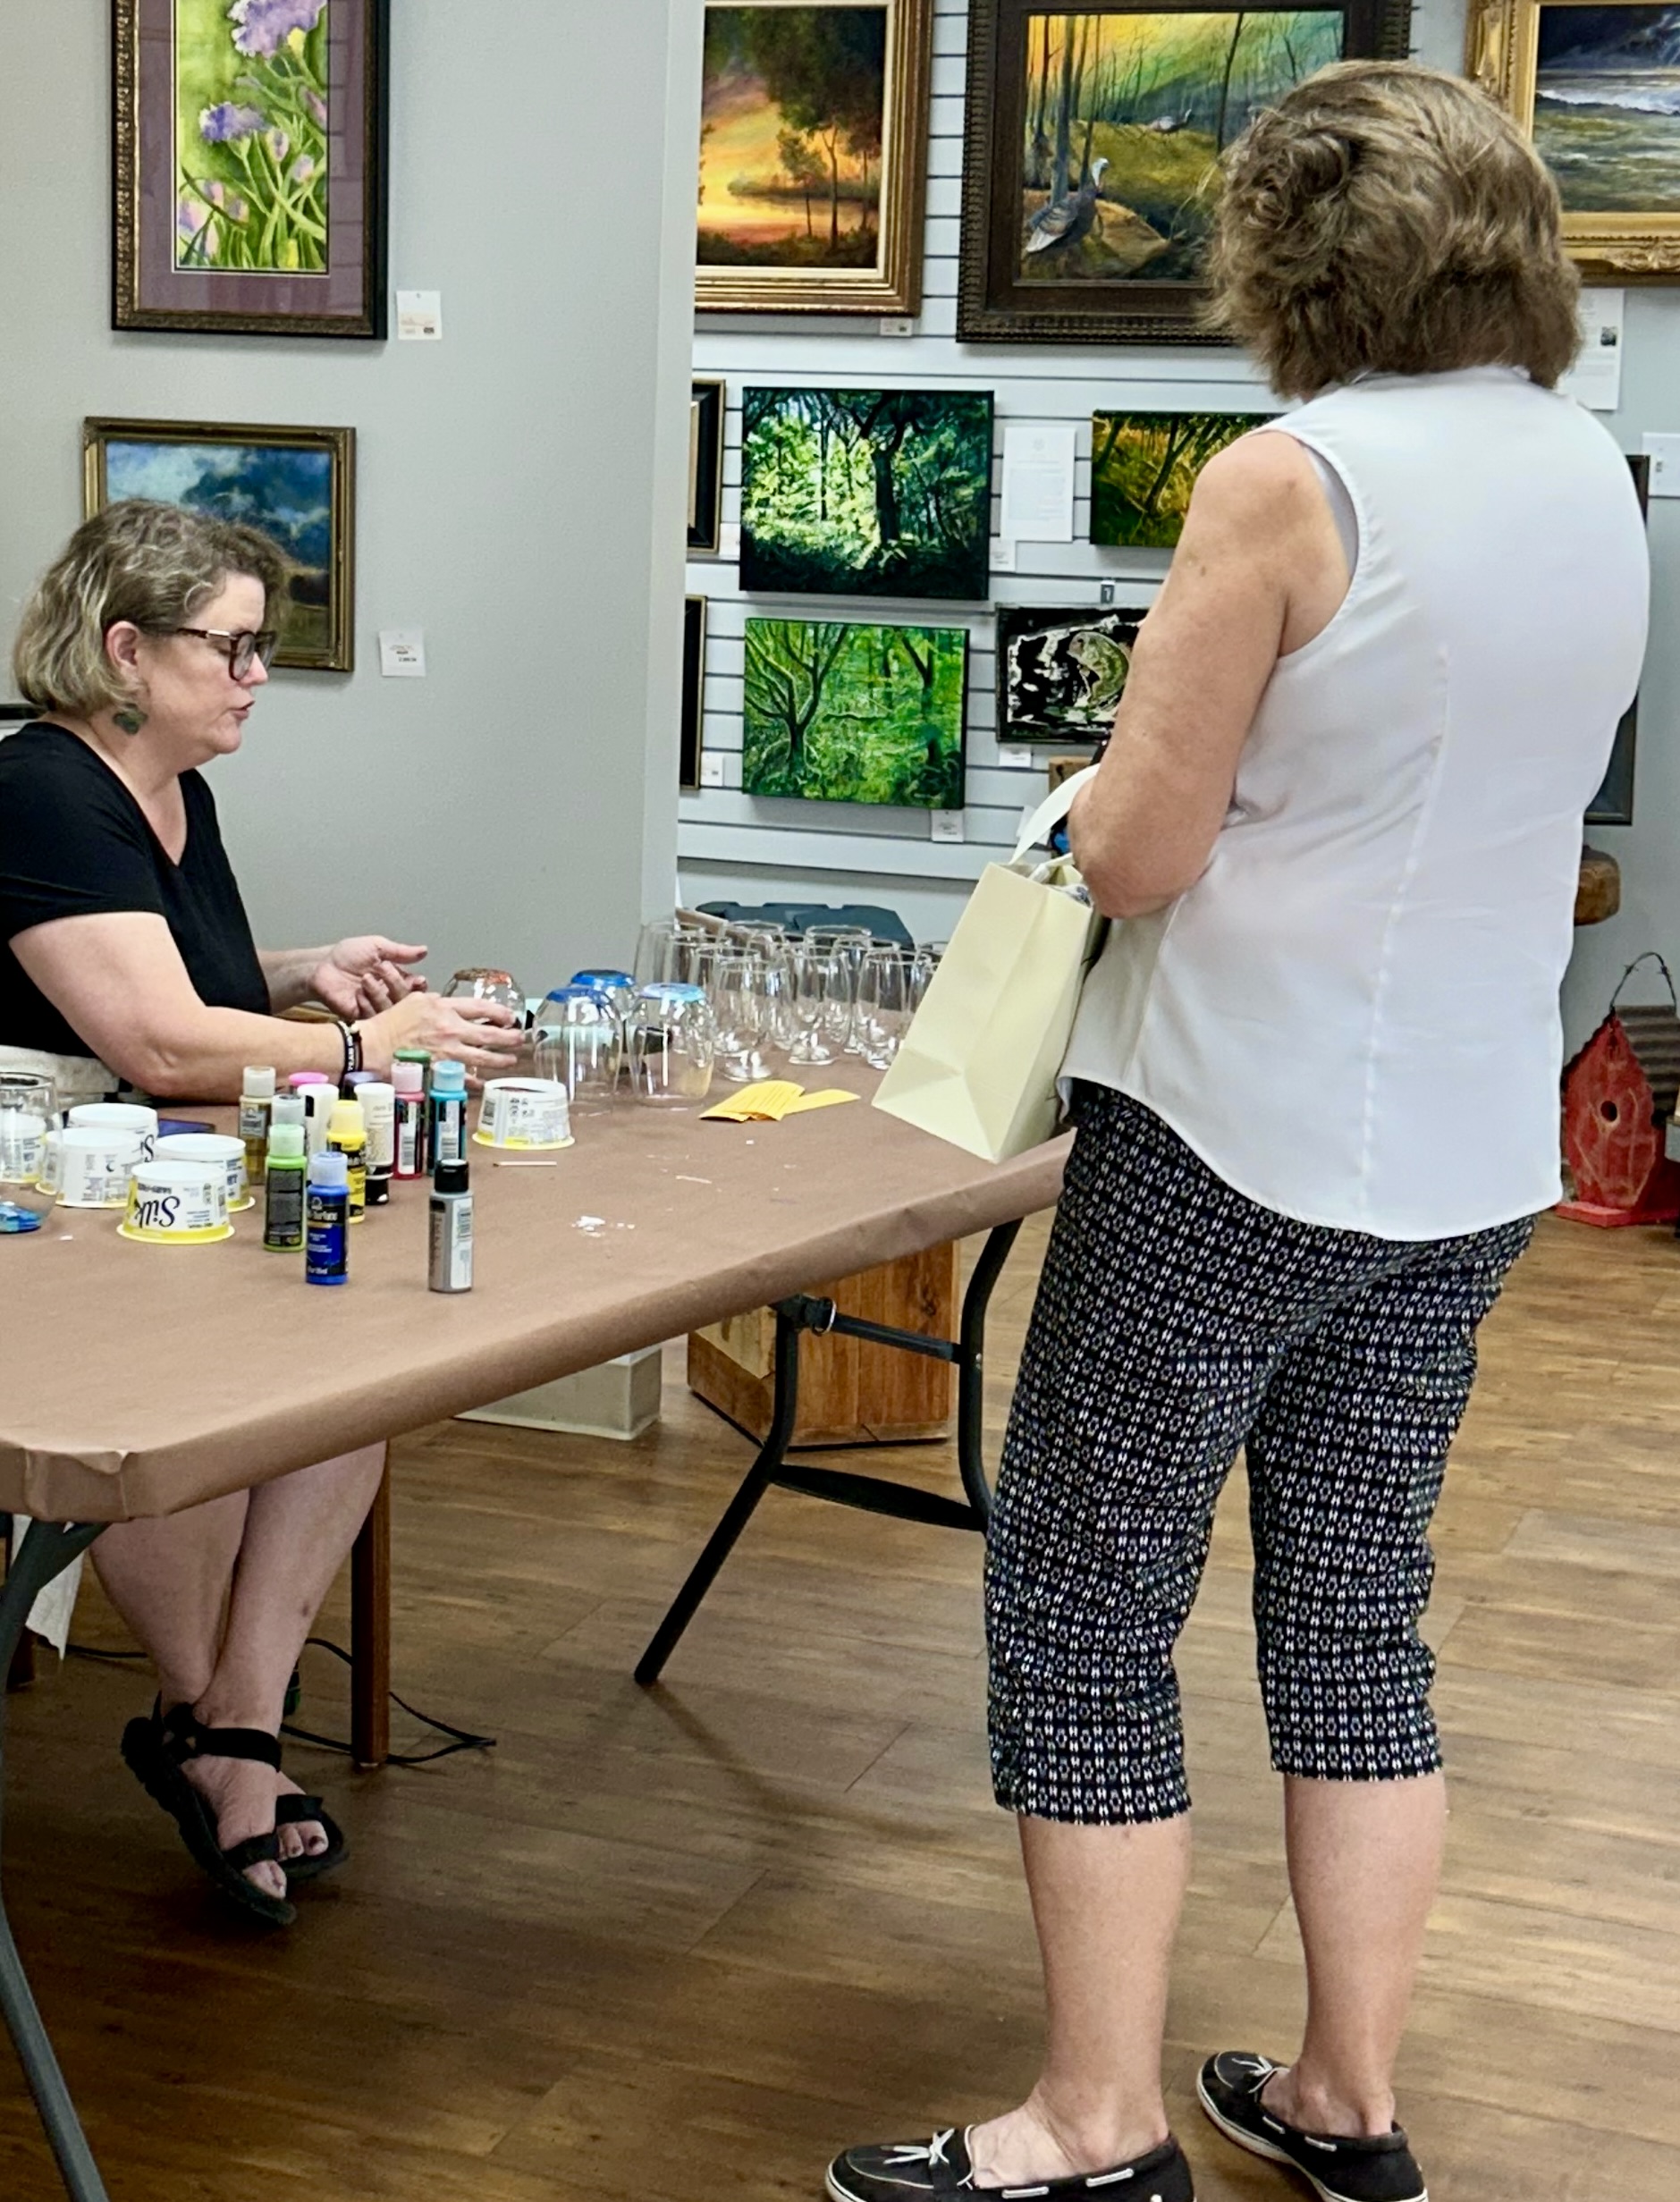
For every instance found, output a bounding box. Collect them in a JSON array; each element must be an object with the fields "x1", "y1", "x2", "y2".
[
  {"x1": 626, "y1": 983, "x2": 716, "y2": 1104},
  {"x1": 786, "y1": 942, "x2": 843, "y2": 1067},
  {"x1": 857, "y1": 946, "x2": 915, "y2": 1070},
  {"x1": 0, "y1": 1072, "x2": 56, "y2": 1186},
  {"x1": 710, "y1": 950, "x2": 775, "y2": 1084}
]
